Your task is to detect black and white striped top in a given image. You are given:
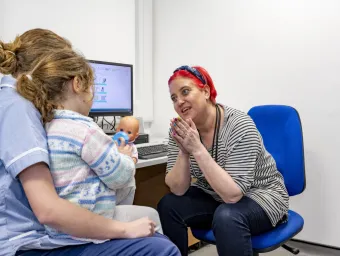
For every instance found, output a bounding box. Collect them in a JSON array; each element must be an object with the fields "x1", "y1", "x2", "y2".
[{"x1": 167, "y1": 105, "x2": 289, "y2": 226}]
